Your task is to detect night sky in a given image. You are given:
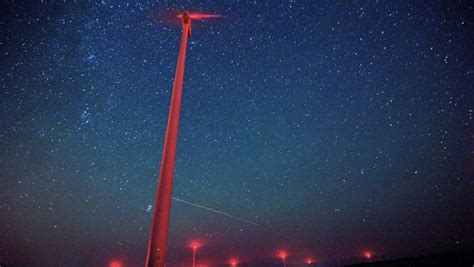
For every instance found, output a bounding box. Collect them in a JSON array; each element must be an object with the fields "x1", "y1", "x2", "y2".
[{"x1": 1, "y1": 1, "x2": 473, "y2": 266}]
